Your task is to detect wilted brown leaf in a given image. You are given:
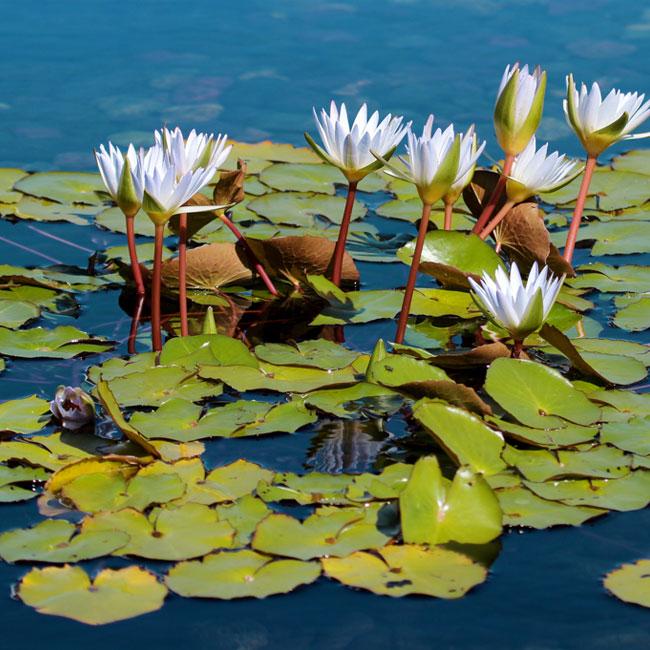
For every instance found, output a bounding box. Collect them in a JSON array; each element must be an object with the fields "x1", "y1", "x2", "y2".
[
  {"x1": 161, "y1": 242, "x2": 253, "y2": 291},
  {"x1": 462, "y1": 169, "x2": 507, "y2": 219},
  {"x1": 214, "y1": 159, "x2": 247, "y2": 206},
  {"x1": 428, "y1": 342, "x2": 527, "y2": 369},
  {"x1": 247, "y1": 235, "x2": 360, "y2": 287},
  {"x1": 545, "y1": 244, "x2": 575, "y2": 277}
]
